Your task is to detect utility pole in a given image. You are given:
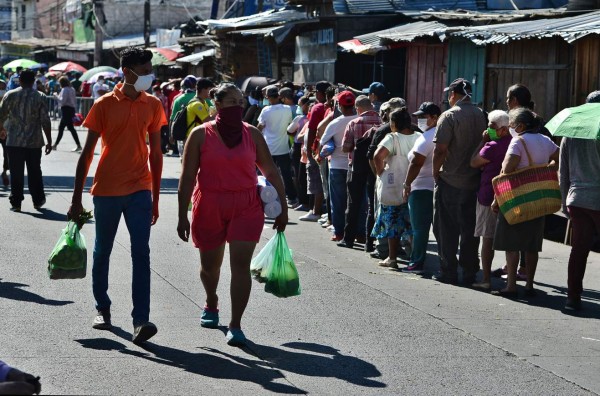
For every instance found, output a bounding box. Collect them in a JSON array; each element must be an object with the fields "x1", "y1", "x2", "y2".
[
  {"x1": 93, "y1": 0, "x2": 104, "y2": 67},
  {"x1": 144, "y1": 0, "x2": 150, "y2": 48}
]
